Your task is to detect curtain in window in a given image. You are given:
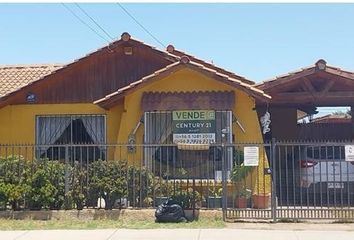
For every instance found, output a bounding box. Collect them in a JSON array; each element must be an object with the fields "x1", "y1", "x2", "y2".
[
  {"x1": 145, "y1": 112, "x2": 172, "y2": 144},
  {"x1": 144, "y1": 112, "x2": 173, "y2": 169},
  {"x1": 81, "y1": 115, "x2": 105, "y2": 152},
  {"x1": 36, "y1": 115, "x2": 106, "y2": 160},
  {"x1": 37, "y1": 116, "x2": 71, "y2": 145},
  {"x1": 36, "y1": 116, "x2": 71, "y2": 157}
]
